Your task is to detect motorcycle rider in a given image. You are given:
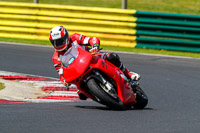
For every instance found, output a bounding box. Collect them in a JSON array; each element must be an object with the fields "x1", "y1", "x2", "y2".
[{"x1": 49, "y1": 26, "x2": 140, "y2": 100}]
